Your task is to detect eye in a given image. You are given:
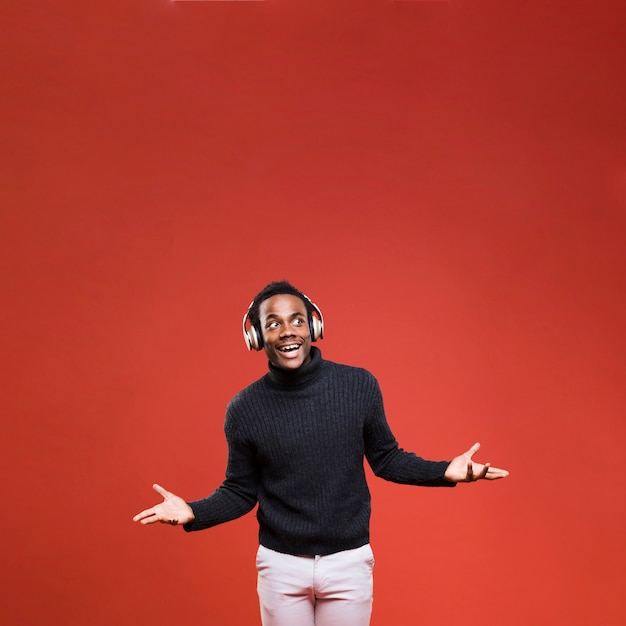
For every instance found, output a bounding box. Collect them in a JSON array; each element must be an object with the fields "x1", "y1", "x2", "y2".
[
  {"x1": 293, "y1": 317, "x2": 305, "y2": 326},
  {"x1": 266, "y1": 321, "x2": 280, "y2": 330}
]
